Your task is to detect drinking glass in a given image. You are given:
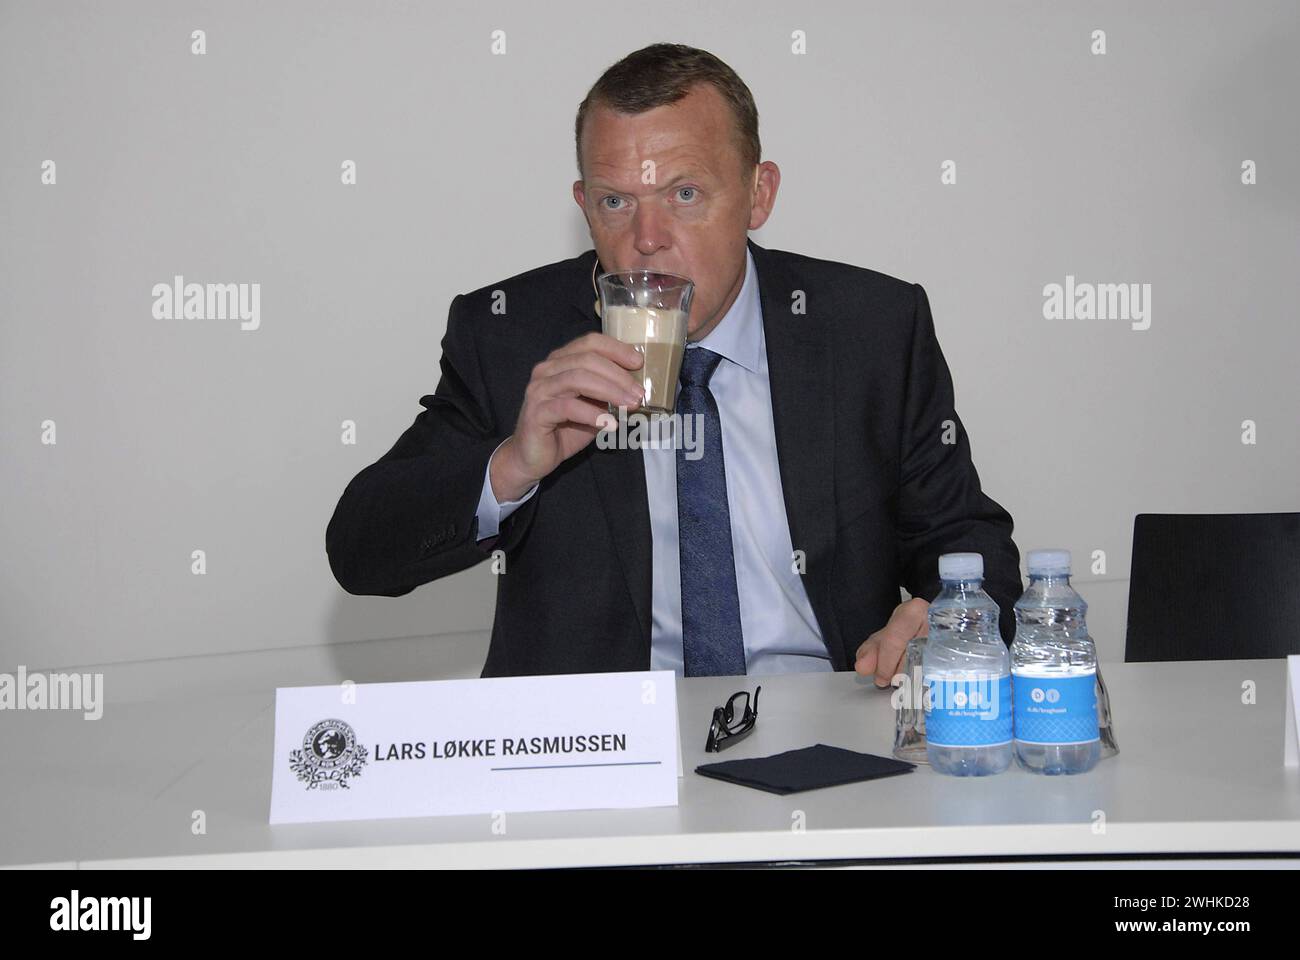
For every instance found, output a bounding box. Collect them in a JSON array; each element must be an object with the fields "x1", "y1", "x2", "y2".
[{"x1": 595, "y1": 269, "x2": 693, "y2": 416}]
